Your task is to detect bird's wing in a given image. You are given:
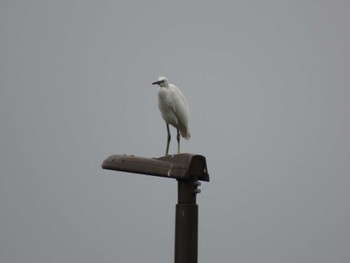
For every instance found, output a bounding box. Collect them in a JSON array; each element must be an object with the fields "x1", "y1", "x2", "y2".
[{"x1": 170, "y1": 84, "x2": 189, "y2": 128}]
